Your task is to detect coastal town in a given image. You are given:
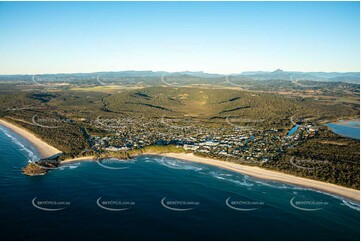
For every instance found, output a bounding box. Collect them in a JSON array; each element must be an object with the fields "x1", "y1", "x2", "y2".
[
  {"x1": 0, "y1": 1, "x2": 360, "y2": 240},
  {"x1": 90, "y1": 116, "x2": 319, "y2": 164}
]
